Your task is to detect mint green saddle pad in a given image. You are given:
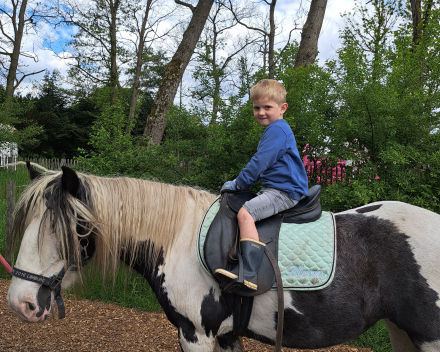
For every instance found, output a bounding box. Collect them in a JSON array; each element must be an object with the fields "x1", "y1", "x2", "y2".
[{"x1": 197, "y1": 197, "x2": 337, "y2": 291}]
